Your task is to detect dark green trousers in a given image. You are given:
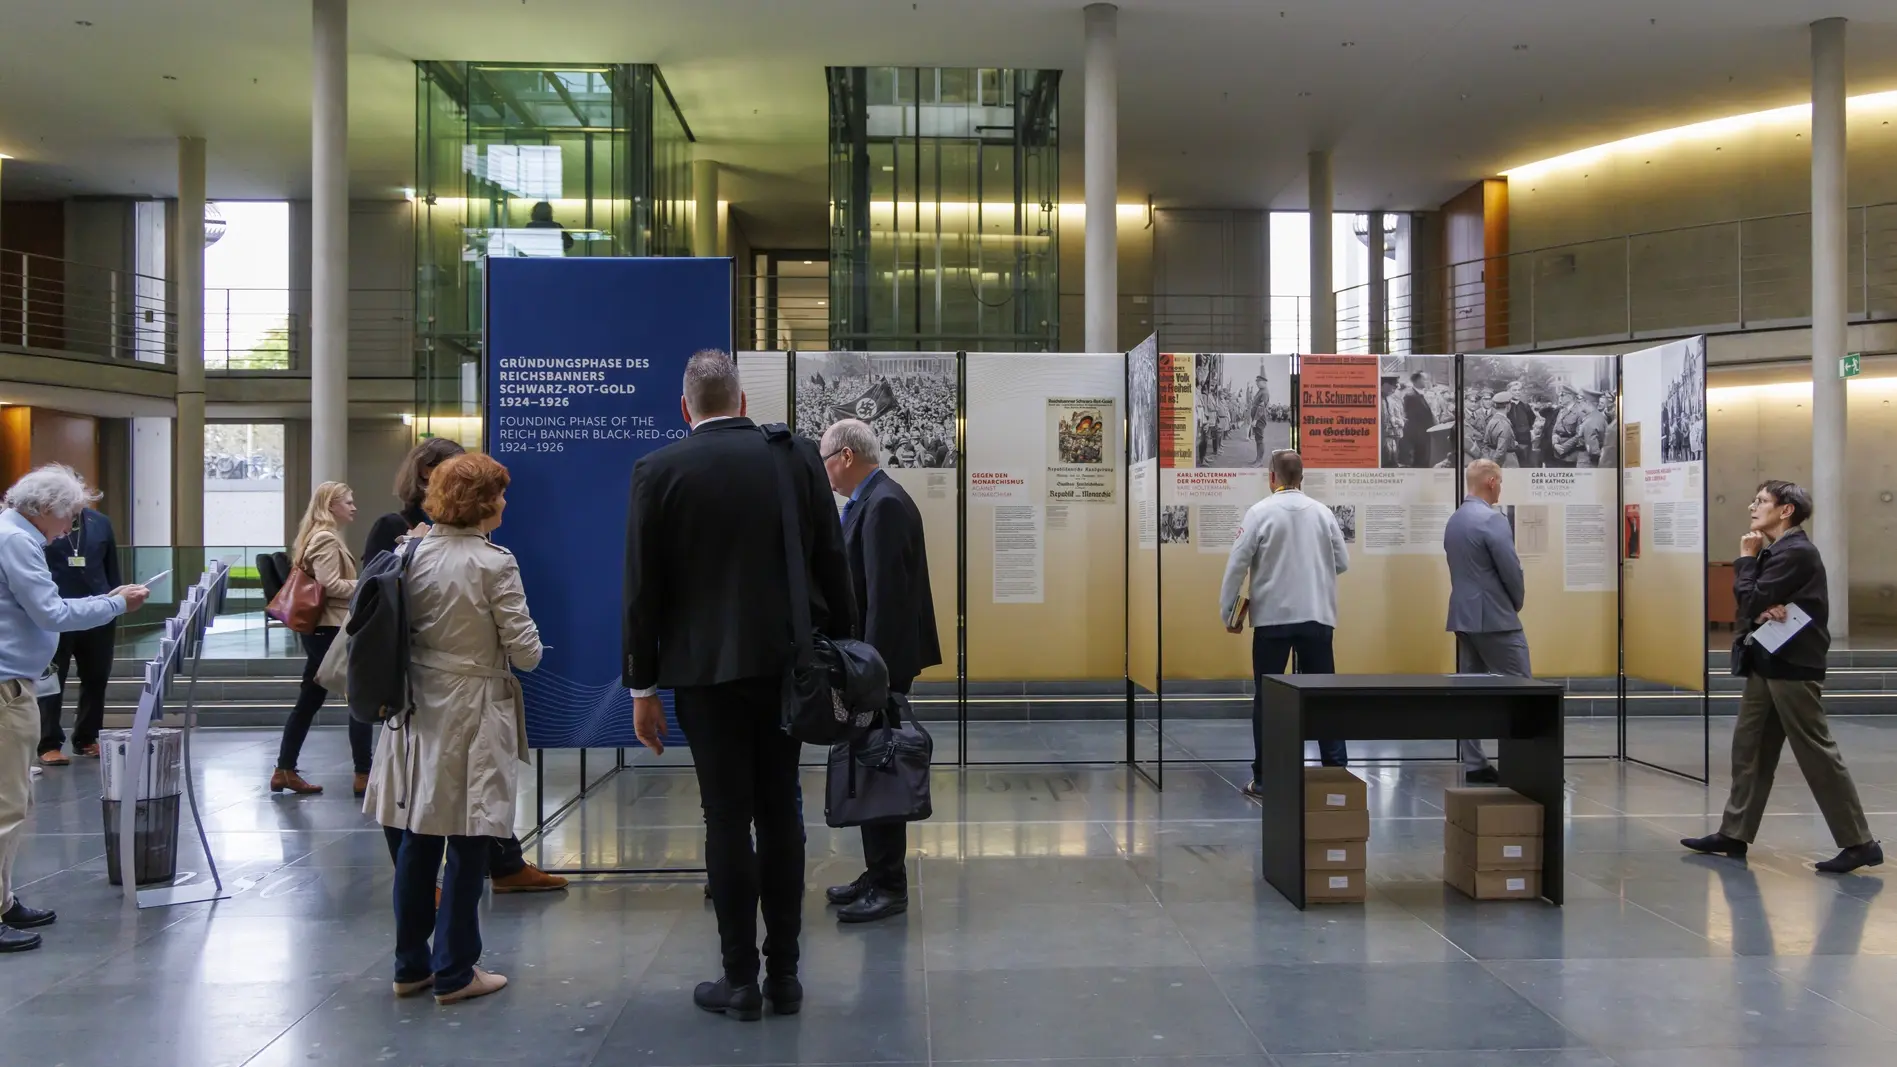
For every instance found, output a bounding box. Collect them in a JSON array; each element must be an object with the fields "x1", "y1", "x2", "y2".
[{"x1": 1719, "y1": 675, "x2": 1872, "y2": 848}]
